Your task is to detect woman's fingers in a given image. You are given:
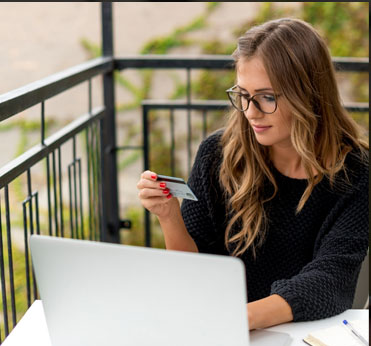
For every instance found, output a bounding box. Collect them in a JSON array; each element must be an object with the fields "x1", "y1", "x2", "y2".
[
  {"x1": 137, "y1": 170, "x2": 171, "y2": 199},
  {"x1": 137, "y1": 171, "x2": 174, "y2": 218},
  {"x1": 138, "y1": 187, "x2": 170, "y2": 199},
  {"x1": 137, "y1": 171, "x2": 169, "y2": 191},
  {"x1": 140, "y1": 170, "x2": 158, "y2": 181},
  {"x1": 136, "y1": 178, "x2": 165, "y2": 190}
]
